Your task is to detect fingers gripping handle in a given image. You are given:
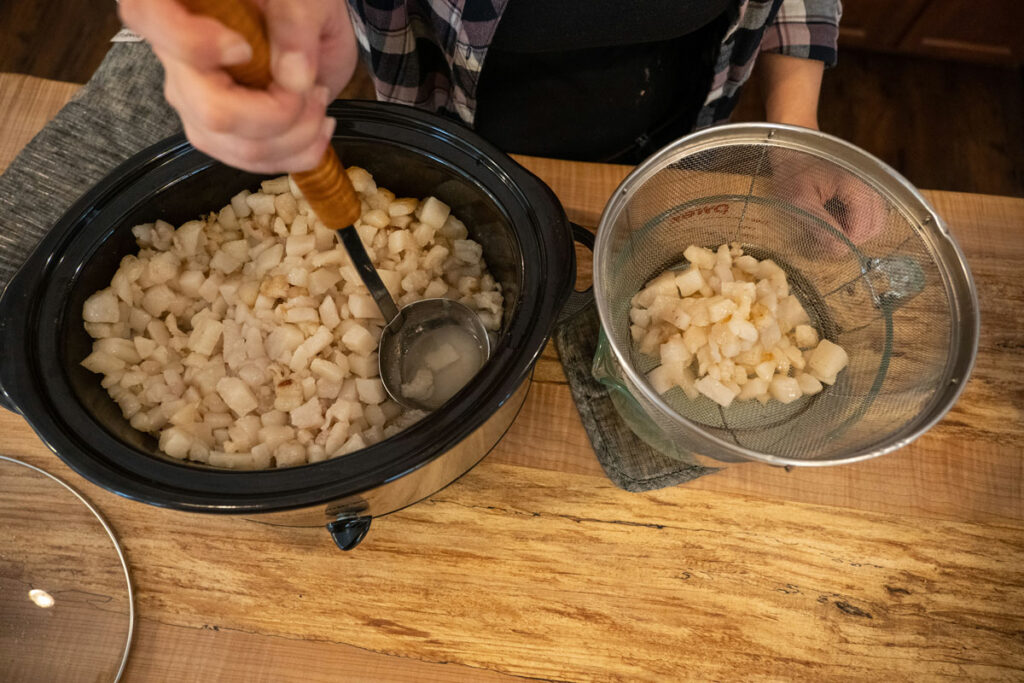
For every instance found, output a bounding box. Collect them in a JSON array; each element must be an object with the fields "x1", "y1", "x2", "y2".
[{"x1": 177, "y1": 0, "x2": 361, "y2": 228}]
